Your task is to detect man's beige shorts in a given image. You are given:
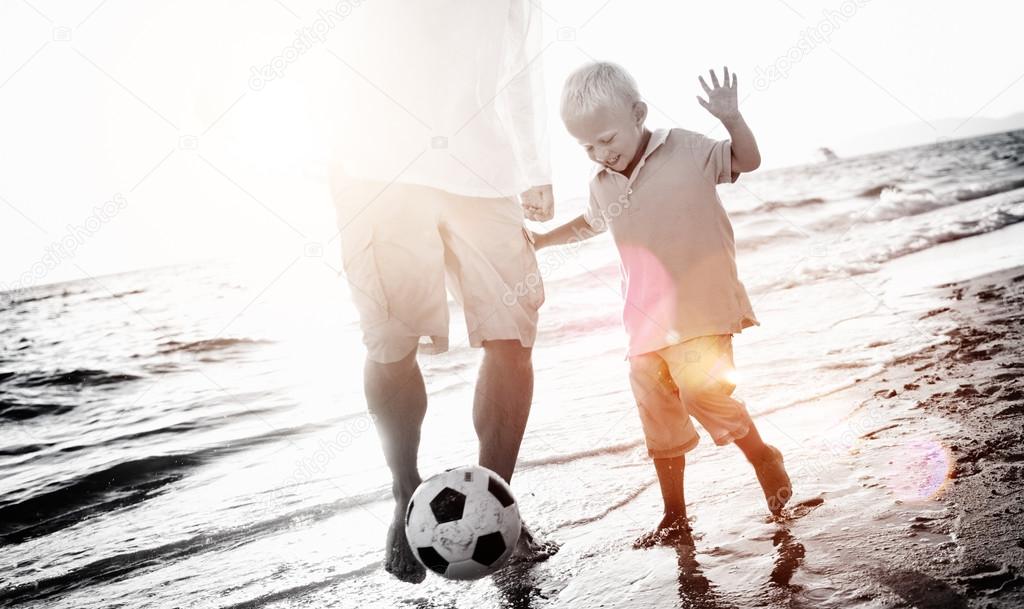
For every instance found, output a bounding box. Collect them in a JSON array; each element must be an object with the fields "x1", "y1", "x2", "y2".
[
  {"x1": 628, "y1": 334, "x2": 753, "y2": 459},
  {"x1": 334, "y1": 181, "x2": 544, "y2": 363}
]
